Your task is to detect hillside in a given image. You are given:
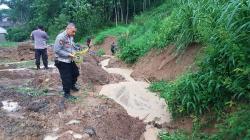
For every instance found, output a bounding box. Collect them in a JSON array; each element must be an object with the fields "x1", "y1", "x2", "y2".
[
  {"x1": 94, "y1": 0, "x2": 250, "y2": 139},
  {"x1": 0, "y1": 0, "x2": 249, "y2": 139}
]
